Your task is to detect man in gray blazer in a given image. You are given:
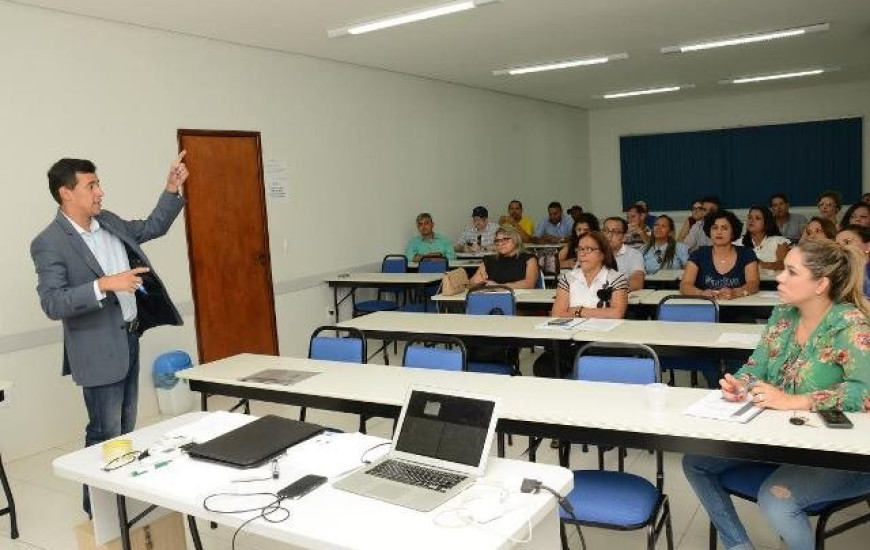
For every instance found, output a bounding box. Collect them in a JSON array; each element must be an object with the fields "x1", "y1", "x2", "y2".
[{"x1": 31, "y1": 152, "x2": 188, "y2": 513}]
